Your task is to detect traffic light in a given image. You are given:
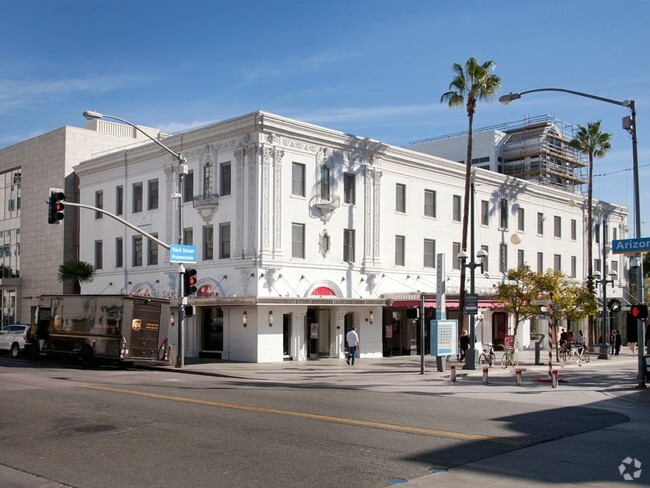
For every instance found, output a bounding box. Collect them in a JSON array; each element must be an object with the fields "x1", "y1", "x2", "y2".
[
  {"x1": 48, "y1": 190, "x2": 65, "y2": 224},
  {"x1": 630, "y1": 304, "x2": 648, "y2": 320},
  {"x1": 586, "y1": 275, "x2": 595, "y2": 294},
  {"x1": 184, "y1": 305, "x2": 194, "y2": 317},
  {"x1": 607, "y1": 298, "x2": 621, "y2": 312},
  {"x1": 183, "y1": 268, "x2": 198, "y2": 296}
]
